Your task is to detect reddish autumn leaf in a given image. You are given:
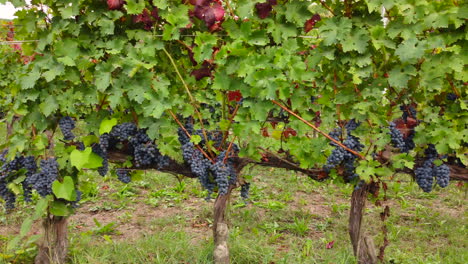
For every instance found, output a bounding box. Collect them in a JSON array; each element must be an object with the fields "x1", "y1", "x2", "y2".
[
  {"x1": 283, "y1": 127, "x2": 297, "y2": 139},
  {"x1": 191, "y1": 67, "x2": 212, "y2": 80},
  {"x1": 133, "y1": 9, "x2": 151, "y2": 24},
  {"x1": 255, "y1": 1, "x2": 277, "y2": 19},
  {"x1": 212, "y1": 3, "x2": 225, "y2": 21},
  {"x1": 304, "y1": 14, "x2": 321, "y2": 32},
  {"x1": 193, "y1": 2, "x2": 225, "y2": 28},
  {"x1": 190, "y1": 0, "x2": 208, "y2": 5},
  {"x1": 405, "y1": 117, "x2": 418, "y2": 128},
  {"x1": 326, "y1": 240, "x2": 335, "y2": 249},
  {"x1": 107, "y1": 0, "x2": 125, "y2": 10},
  {"x1": 227, "y1": 90, "x2": 242, "y2": 102},
  {"x1": 6, "y1": 31, "x2": 14, "y2": 40},
  {"x1": 151, "y1": 7, "x2": 159, "y2": 20},
  {"x1": 261, "y1": 127, "x2": 269, "y2": 137}
]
